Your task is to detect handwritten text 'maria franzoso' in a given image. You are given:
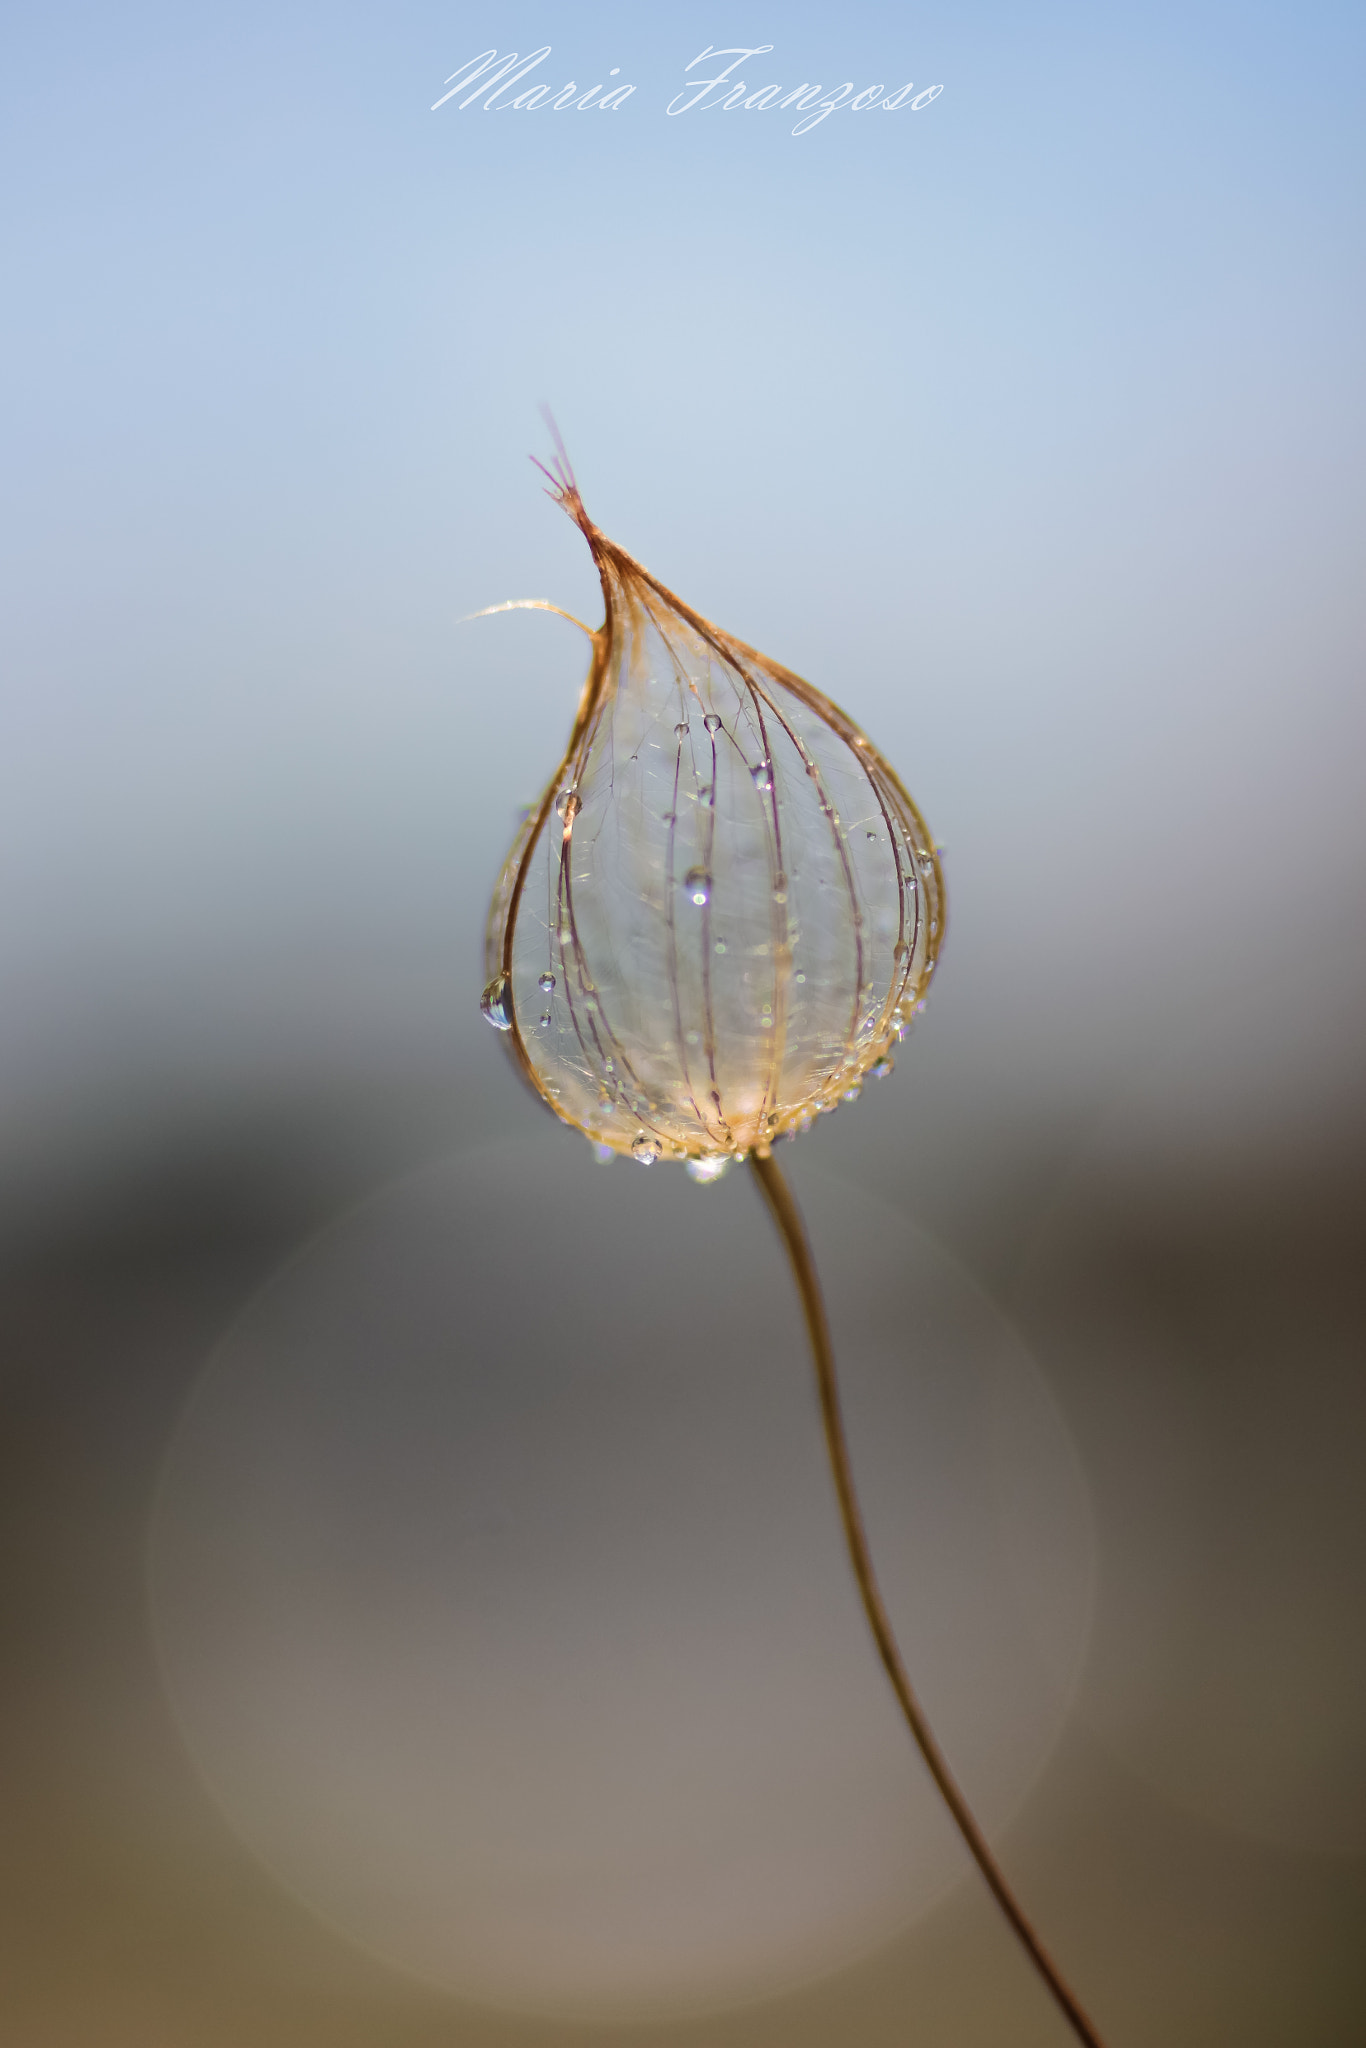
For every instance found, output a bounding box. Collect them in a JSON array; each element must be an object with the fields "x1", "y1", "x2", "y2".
[{"x1": 432, "y1": 45, "x2": 944, "y2": 136}]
